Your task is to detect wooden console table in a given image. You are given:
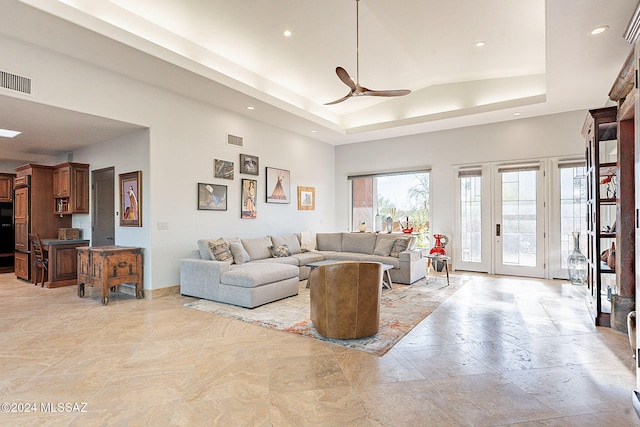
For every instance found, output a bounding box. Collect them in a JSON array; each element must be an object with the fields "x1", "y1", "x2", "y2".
[{"x1": 77, "y1": 246, "x2": 144, "y2": 305}]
